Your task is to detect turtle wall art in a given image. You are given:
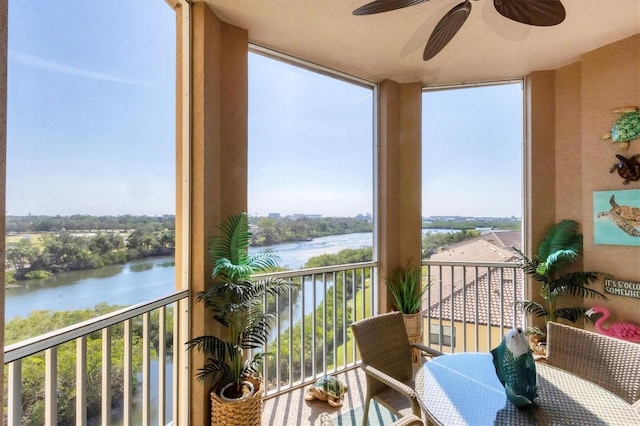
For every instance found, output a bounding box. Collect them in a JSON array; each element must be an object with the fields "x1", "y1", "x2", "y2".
[
  {"x1": 601, "y1": 106, "x2": 640, "y2": 151},
  {"x1": 609, "y1": 154, "x2": 640, "y2": 185},
  {"x1": 593, "y1": 189, "x2": 640, "y2": 247}
]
